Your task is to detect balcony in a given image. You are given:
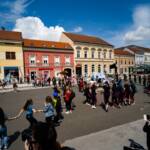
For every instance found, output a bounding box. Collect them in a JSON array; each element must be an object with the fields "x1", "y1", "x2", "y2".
[{"x1": 25, "y1": 63, "x2": 73, "y2": 68}]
